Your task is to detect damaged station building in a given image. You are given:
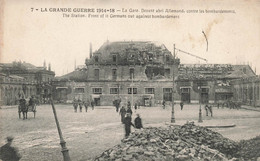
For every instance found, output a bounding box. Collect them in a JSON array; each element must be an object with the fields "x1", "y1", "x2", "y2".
[{"x1": 53, "y1": 41, "x2": 258, "y2": 106}]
